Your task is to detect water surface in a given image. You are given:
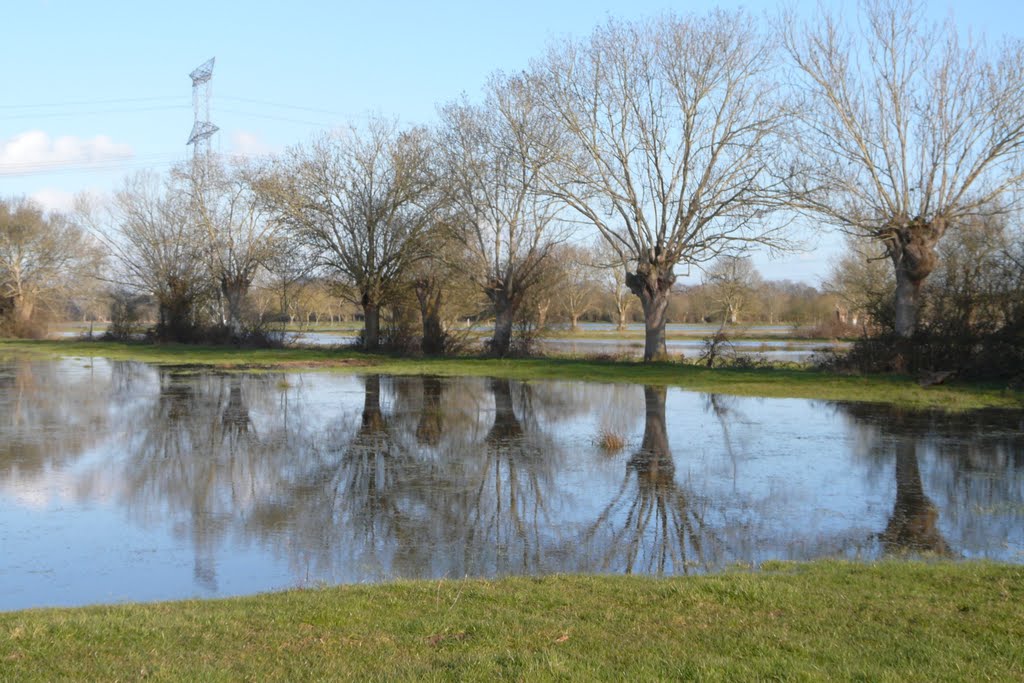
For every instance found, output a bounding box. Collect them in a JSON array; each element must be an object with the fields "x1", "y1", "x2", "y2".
[{"x1": 1, "y1": 358, "x2": 1021, "y2": 611}]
